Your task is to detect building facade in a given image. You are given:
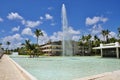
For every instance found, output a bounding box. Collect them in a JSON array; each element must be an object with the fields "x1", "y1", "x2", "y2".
[{"x1": 40, "y1": 41, "x2": 92, "y2": 56}]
